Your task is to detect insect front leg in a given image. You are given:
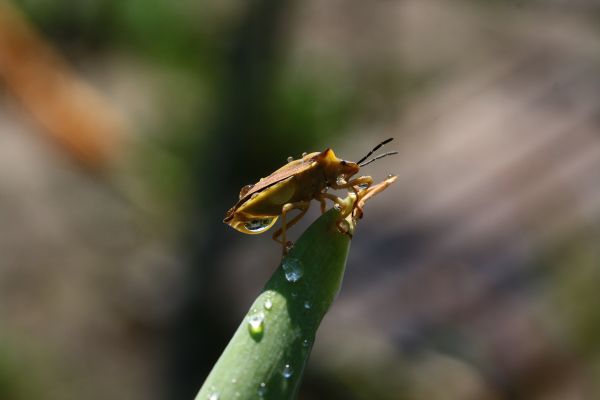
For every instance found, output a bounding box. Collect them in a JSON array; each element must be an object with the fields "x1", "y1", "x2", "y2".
[
  {"x1": 354, "y1": 175, "x2": 397, "y2": 219},
  {"x1": 331, "y1": 175, "x2": 373, "y2": 191},
  {"x1": 272, "y1": 201, "x2": 310, "y2": 255},
  {"x1": 331, "y1": 175, "x2": 373, "y2": 218}
]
